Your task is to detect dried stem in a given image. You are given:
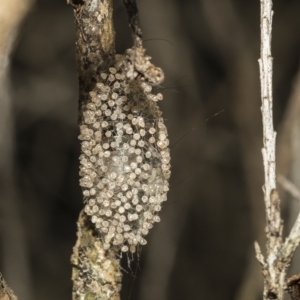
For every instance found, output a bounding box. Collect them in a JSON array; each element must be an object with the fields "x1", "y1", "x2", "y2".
[
  {"x1": 71, "y1": 212, "x2": 122, "y2": 300},
  {"x1": 122, "y1": 0, "x2": 164, "y2": 85},
  {"x1": 68, "y1": 1, "x2": 122, "y2": 299},
  {"x1": 69, "y1": 0, "x2": 115, "y2": 106},
  {"x1": 259, "y1": 0, "x2": 278, "y2": 238},
  {"x1": 122, "y1": 0, "x2": 143, "y2": 48},
  {"x1": 256, "y1": 1, "x2": 285, "y2": 299},
  {"x1": 256, "y1": 1, "x2": 300, "y2": 299}
]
